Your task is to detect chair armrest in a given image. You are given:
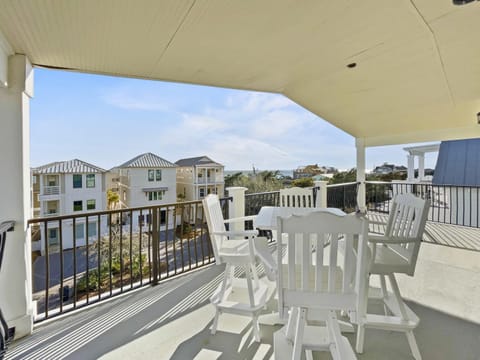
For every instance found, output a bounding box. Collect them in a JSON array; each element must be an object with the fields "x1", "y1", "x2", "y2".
[
  {"x1": 212, "y1": 230, "x2": 259, "y2": 238},
  {"x1": 368, "y1": 234, "x2": 417, "y2": 244},
  {"x1": 223, "y1": 215, "x2": 257, "y2": 224}
]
